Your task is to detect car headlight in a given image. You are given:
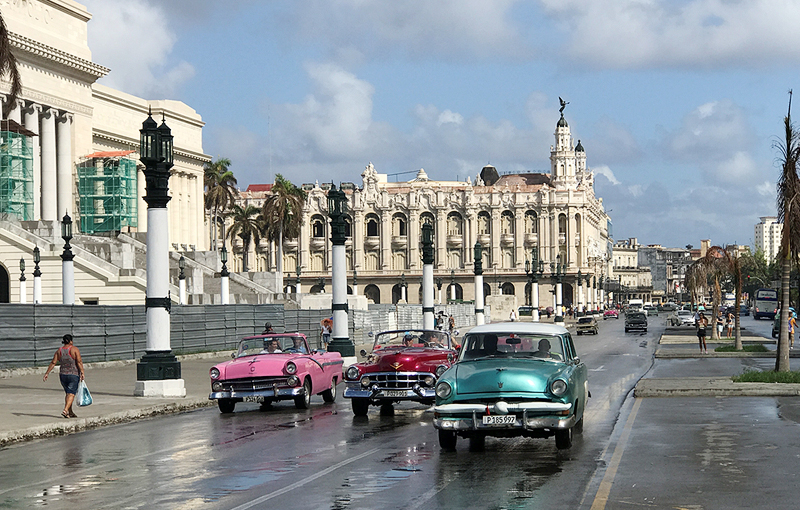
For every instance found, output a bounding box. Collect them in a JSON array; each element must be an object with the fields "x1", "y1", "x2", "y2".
[
  {"x1": 436, "y1": 381, "x2": 452, "y2": 399},
  {"x1": 423, "y1": 375, "x2": 435, "y2": 386},
  {"x1": 360, "y1": 377, "x2": 371, "y2": 388},
  {"x1": 212, "y1": 381, "x2": 224, "y2": 391},
  {"x1": 435, "y1": 365, "x2": 447, "y2": 377},
  {"x1": 346, "y1": 366, "x2": 361, "y2": 380},
  {"x1": 285, "y1": 362, "x2": 297, "y2": 375},
  {"x1": 210, "y1": 368, "x2": 220, "y2": 380},
  {"x1": 550, "y1": 379, "x2": 568, "y2": 397},
  {"x1": 287, "y1": 375, "x2": 300, "y2": 387}
]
